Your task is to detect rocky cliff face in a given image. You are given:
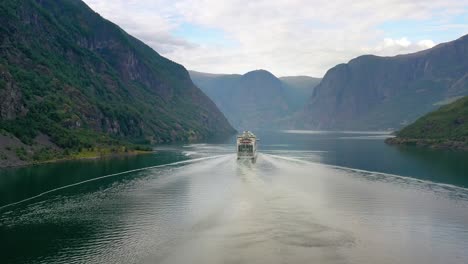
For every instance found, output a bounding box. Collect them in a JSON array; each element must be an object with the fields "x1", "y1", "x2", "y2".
[
  {"x1": 0, "y1": 66, "x2": 26, "y2": 120},
  {"x1": 0, "y1": 0, "x2": 234, "y2": 149},
  {"x1": 300, "y1": 34, "x2": 468, "y2": 130}
]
